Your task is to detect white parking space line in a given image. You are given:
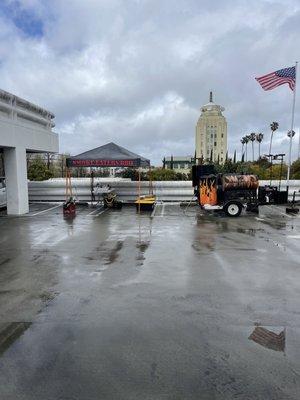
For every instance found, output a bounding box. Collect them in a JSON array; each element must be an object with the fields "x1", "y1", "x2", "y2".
[
  {"x1": 150, "y1": 203, "x2": 158, "y2": 218},
  {"x1": 28, "y1": 203, "x2": 62, "y2": 217},
  {"x1": 152, "y1": 202, "x2": 183, "y2": 218},
  {"x1": 87, "y1": 207, "x2": 102, "y2": 216},
  {"x1": 264, "y1": 205, "x2": 293, "y2": 218},
  {"x1": 95, "y1": 208, "x2": 108, "y2": 217}
]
